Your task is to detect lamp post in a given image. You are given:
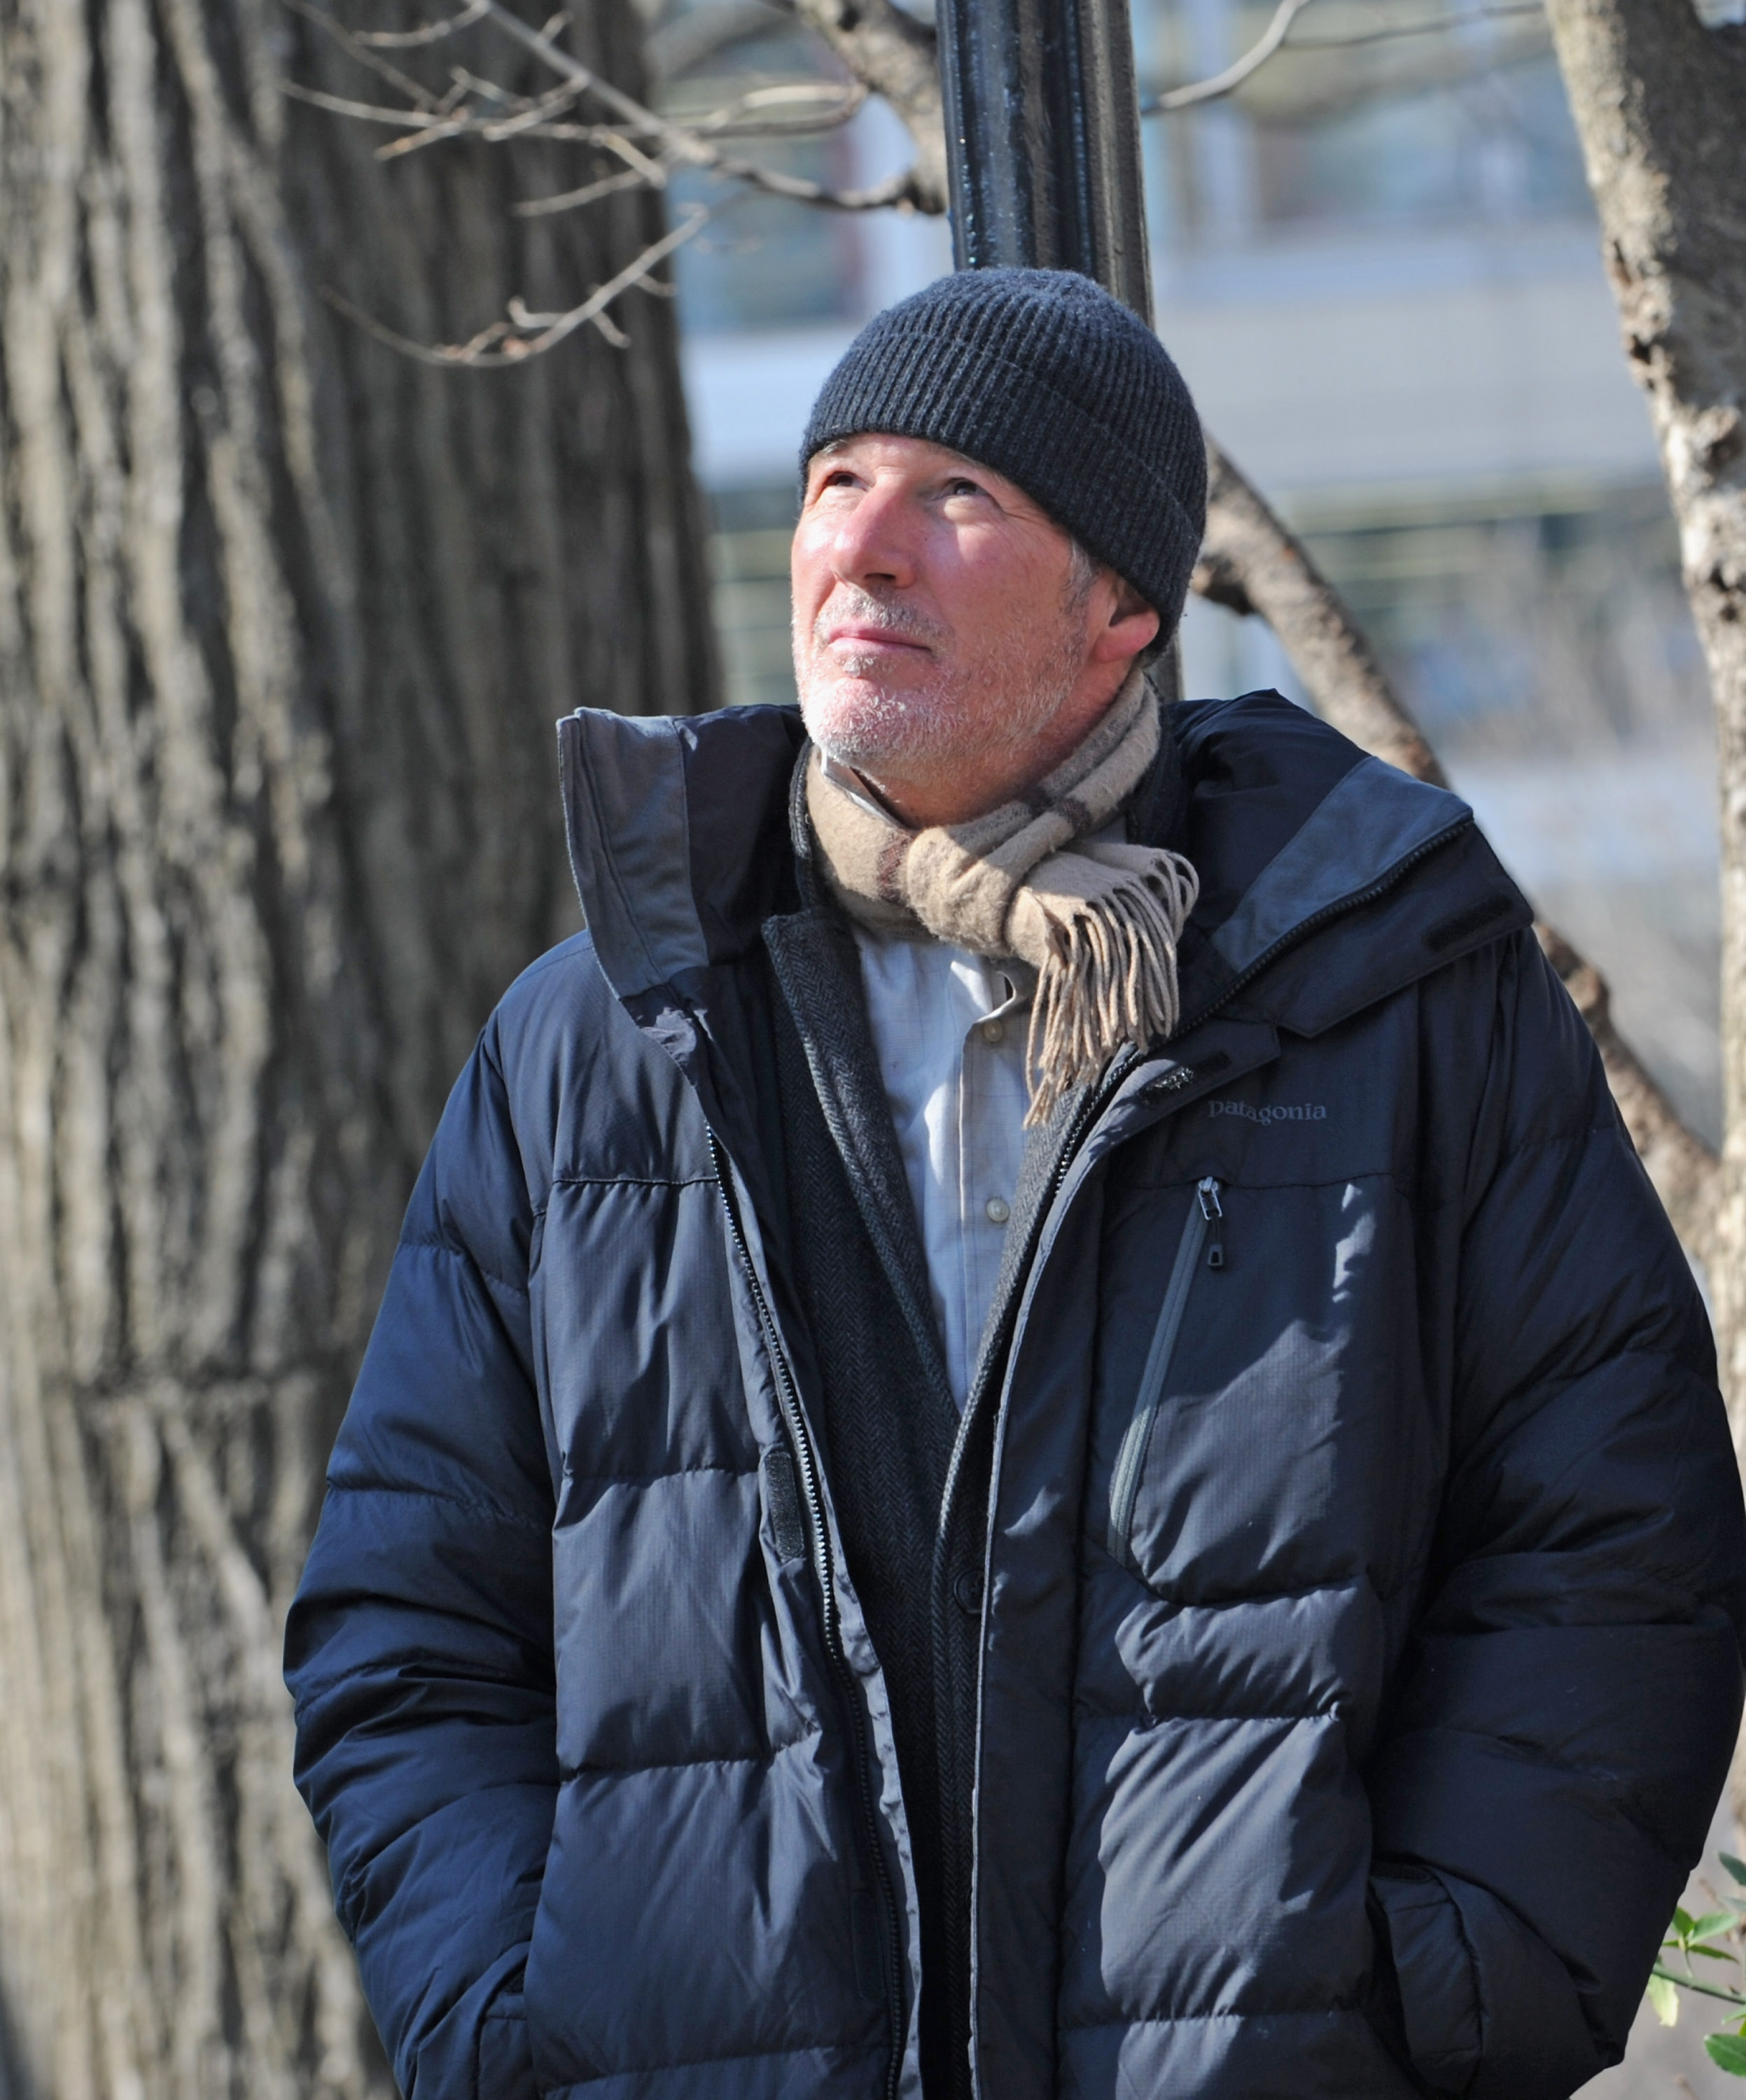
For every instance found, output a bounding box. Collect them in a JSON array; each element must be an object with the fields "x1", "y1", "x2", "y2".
[{"x1": 935, "y1": 0, "x2": 1154, "y2": 321}]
